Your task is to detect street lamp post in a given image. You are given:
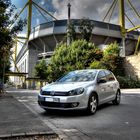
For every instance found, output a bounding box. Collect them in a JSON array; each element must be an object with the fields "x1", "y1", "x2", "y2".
[{"x1": 67, "y1": 2, "x2": 71, "y2": 46}]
